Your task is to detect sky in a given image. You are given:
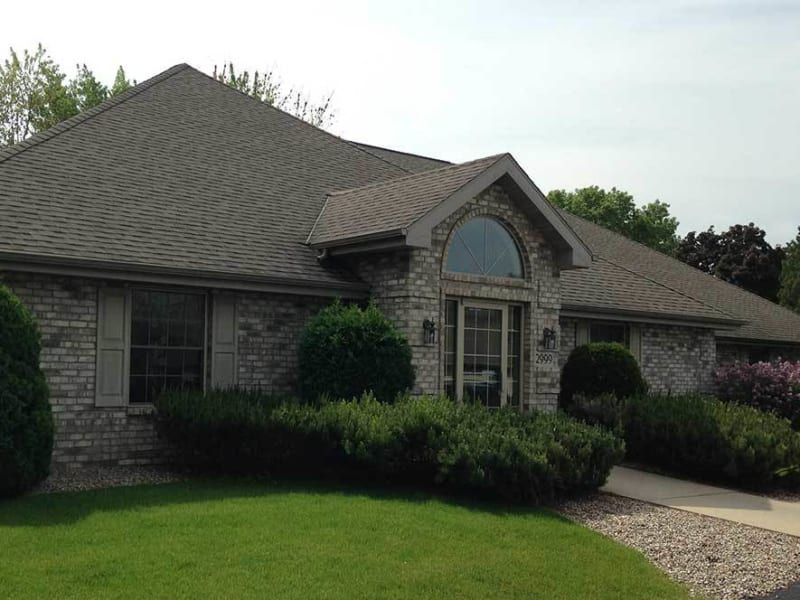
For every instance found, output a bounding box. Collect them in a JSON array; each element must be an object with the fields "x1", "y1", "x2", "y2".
[{"x1": 2, "y1": 0, "x2": 798, "y2": 243}]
